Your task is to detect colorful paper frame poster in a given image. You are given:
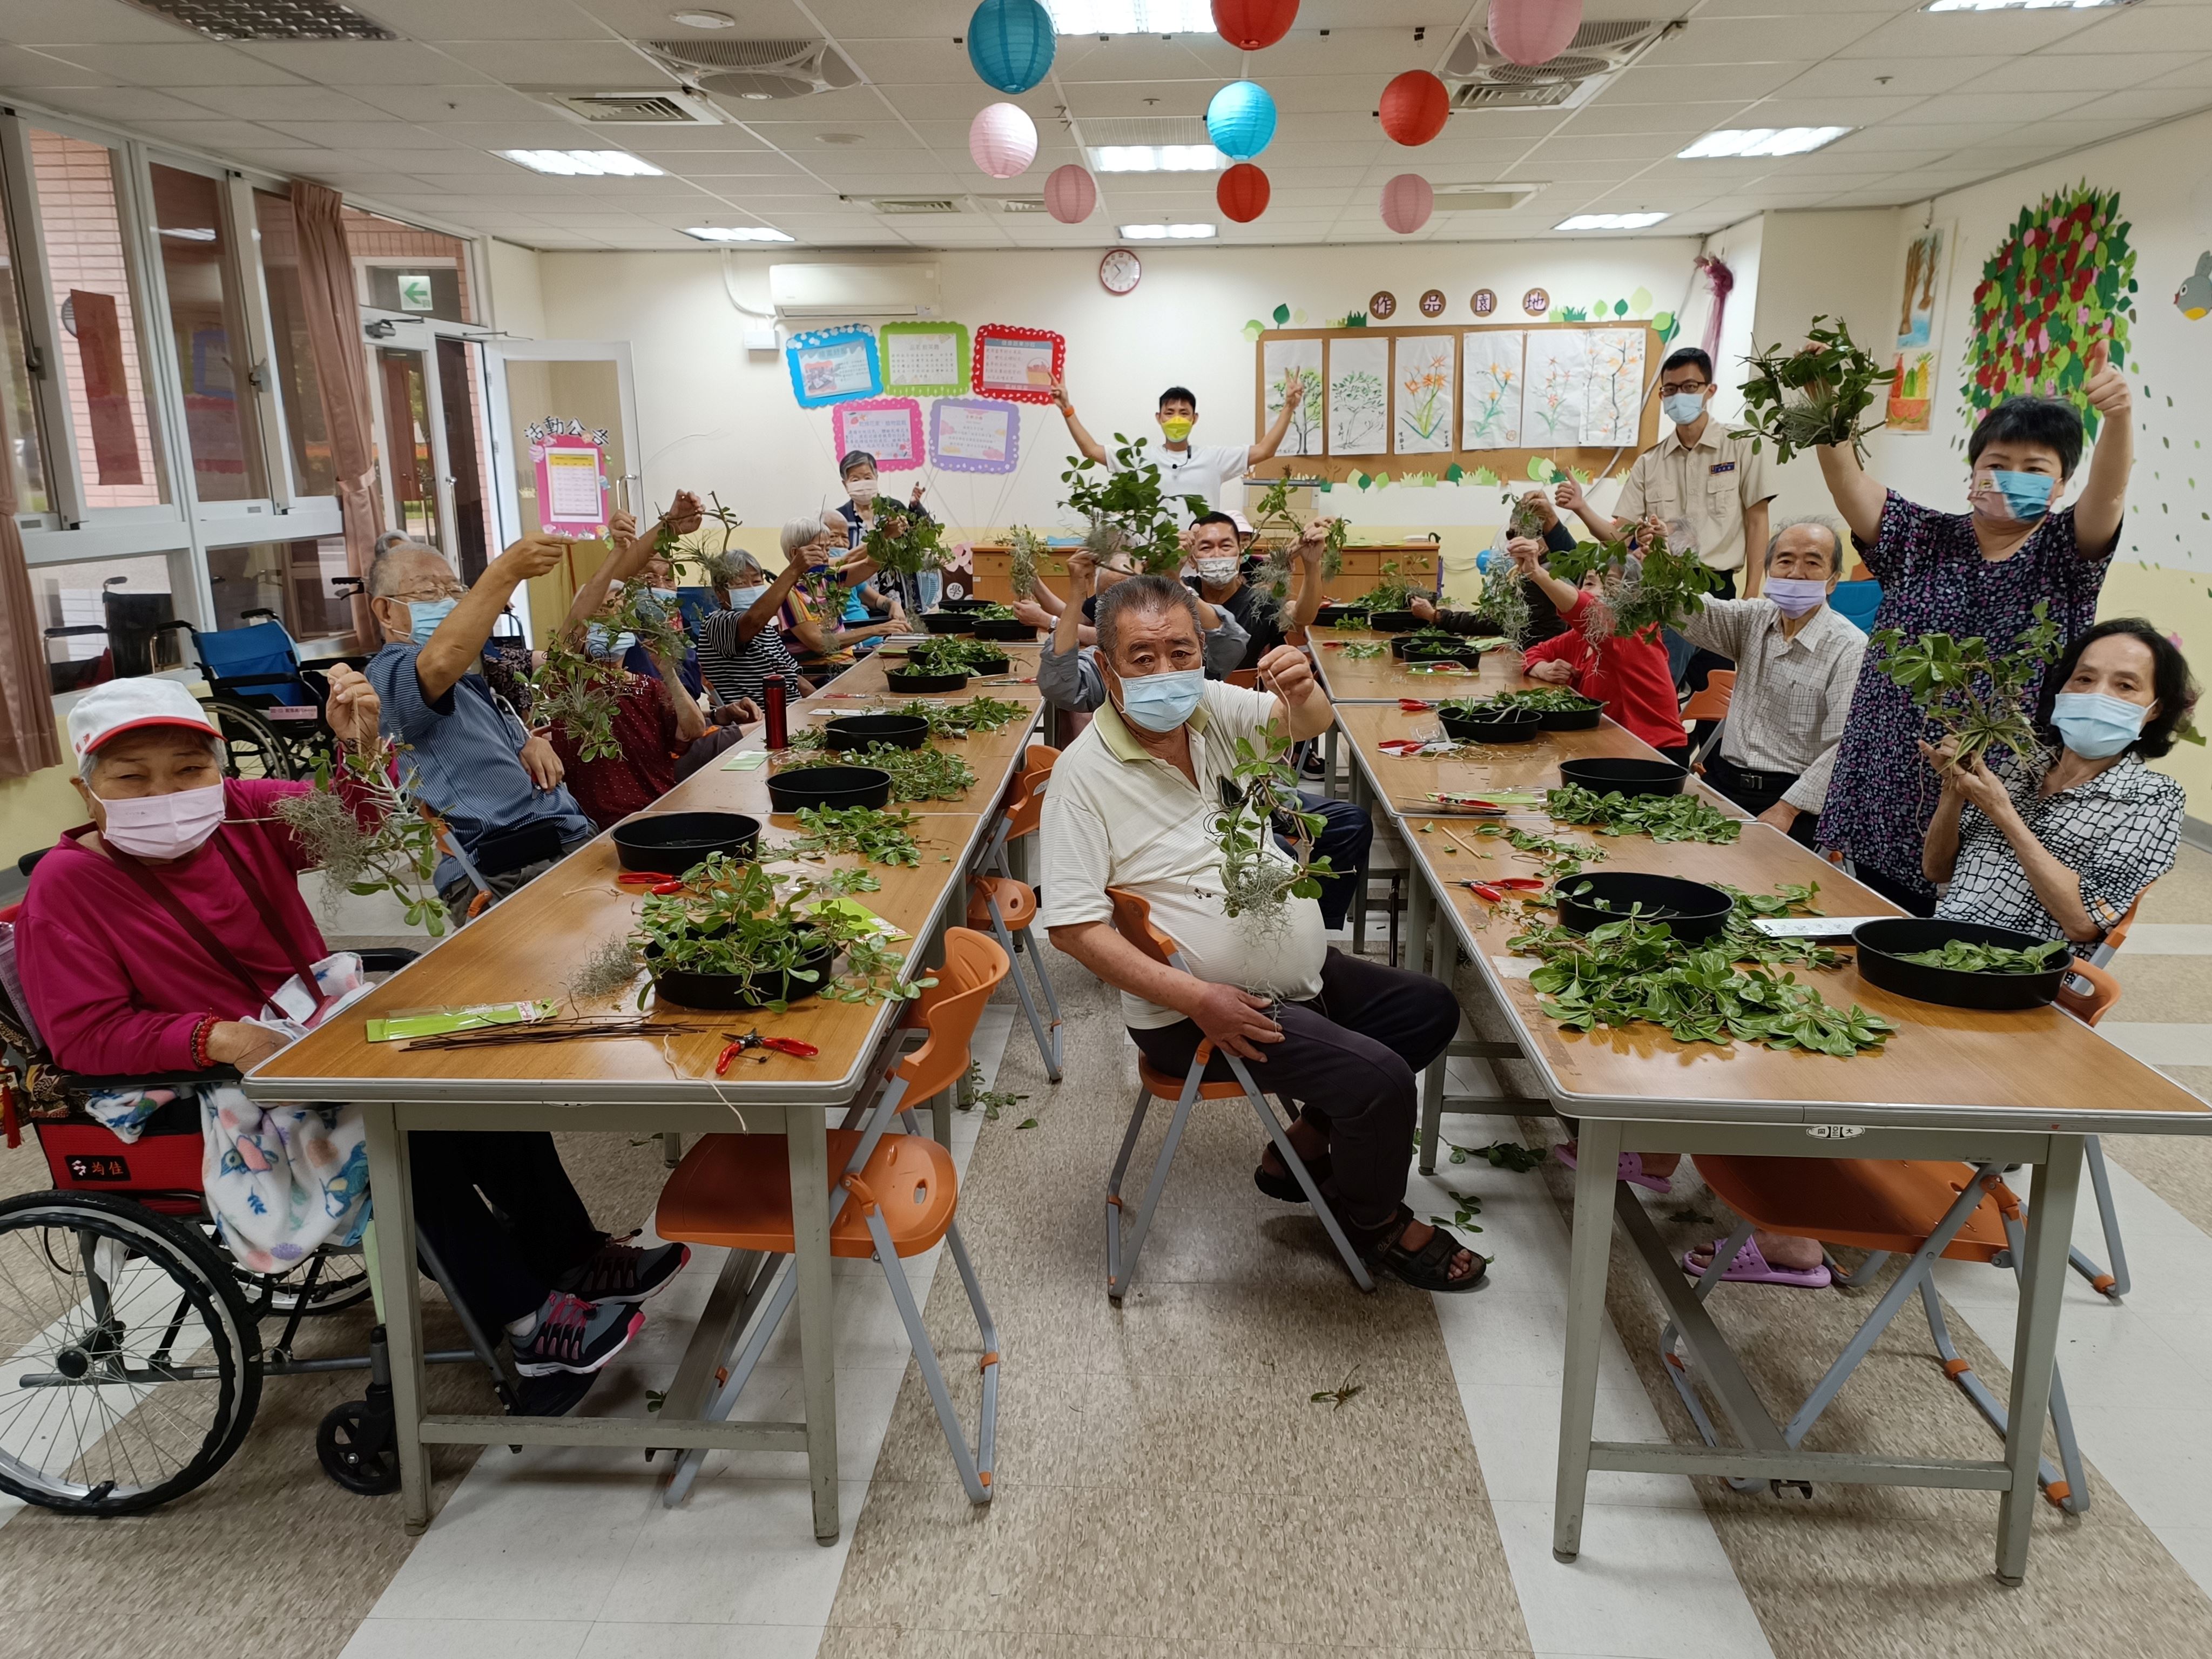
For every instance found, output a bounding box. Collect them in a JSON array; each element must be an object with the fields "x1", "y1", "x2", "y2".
[
  {"x1": 527, "y1": 418, "x2": 609, "y2": 538},
  {"x1": 932, "y1": 397, "x2": 1020, "y2": 474},
  {"x1": 971, "y1": 324, "x2": 1064, "y2": 403},
  {"x1": 786, "y1": 327, "x2": 881, "y2": 408},
  {"x1": 1262, "y1": 337, "x2": 1323, "y2": 456},
  {"x1": 831, "y1": 397, "x2": 925, "y2": 471},
  {"x1": 1580, "y1": 329, "x2": 1645, "y2": 446},
  {"x1": 1393, "y1": 333, "x2": 1456, "y2": 455},
  {"x1": 880, "y1": 322, "x2": 970, "y2": 397},
  {"x1": 1325, "y1": 335, "x2": 1389, "y2": 455},
  {"x1": 1460, "y1": 330, "x2": 1524, "y2": 449}
]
